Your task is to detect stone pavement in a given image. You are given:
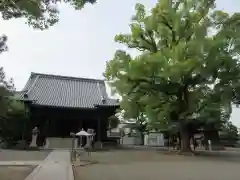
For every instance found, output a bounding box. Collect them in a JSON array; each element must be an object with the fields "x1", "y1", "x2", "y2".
[{"x1": 25, "y1": 150, "x2": 74, "y2": 180}]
